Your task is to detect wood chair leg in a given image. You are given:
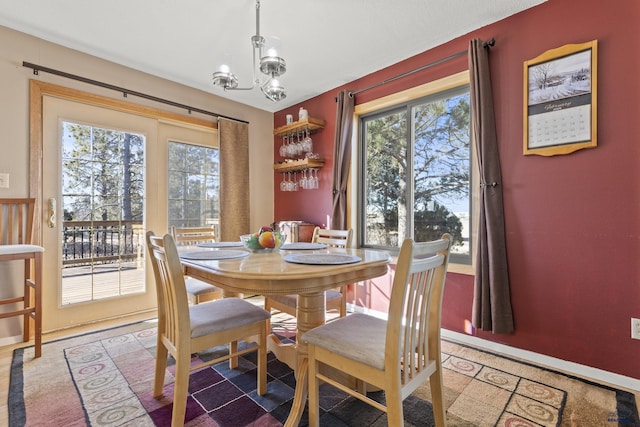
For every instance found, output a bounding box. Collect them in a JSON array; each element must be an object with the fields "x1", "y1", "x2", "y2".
[
  {"x1": 430, "y1": 368, "x2": 447, "y2": 426},
  {"x1": 257, "y1": 326, "x2": 267, "y2": 395},
  {"x1": 22, "y1": 259, "x2": 31, "y2": 344},
  {"x1": 264, "y1": 299, "x2": 272, "y2": 332},
  {"x1": 33, "y1": 252, "x2": 42, "y2": 358},
  {"x1": 229, "y1": 340, "x2": 238, "y2": 369},
  {"x1": 339, "y1": 285, "x2": 348, "y2": 317},
  {"x1": 307, "y1": 346, "x2": 320, "y2": 427},
  {"x1": 385, "y1": 387, "x2": 404, "y2": 427},
  {"x1": 153, "y1": 342, "x2": 169, "y2": 397},
  {"x1": 172, "y1": 351, "x2": 191, "y2": 427}
]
